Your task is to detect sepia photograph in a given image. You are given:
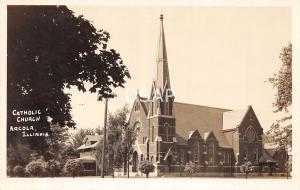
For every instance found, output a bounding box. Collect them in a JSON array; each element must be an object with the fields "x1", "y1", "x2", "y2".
[{"x1": 1, "y1": 1, "x2": 299, "y2": 190}]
